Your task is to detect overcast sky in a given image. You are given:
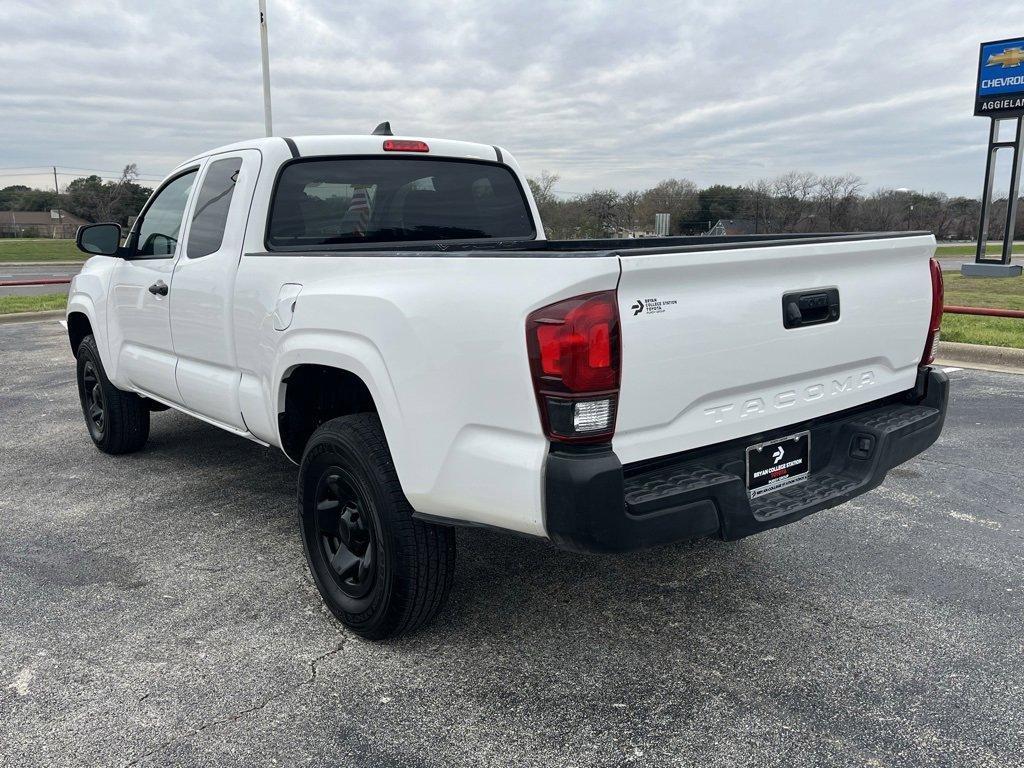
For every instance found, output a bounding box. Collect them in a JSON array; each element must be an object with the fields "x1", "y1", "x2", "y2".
[{"x1": 0, "y1": 0, "x2": 1020, "y2": 196}]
